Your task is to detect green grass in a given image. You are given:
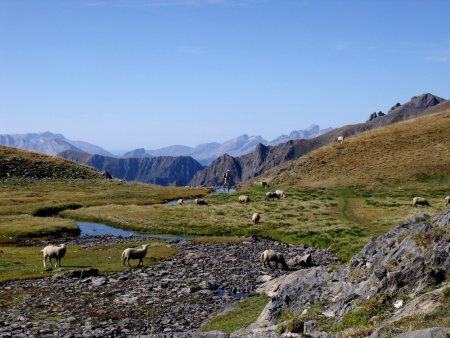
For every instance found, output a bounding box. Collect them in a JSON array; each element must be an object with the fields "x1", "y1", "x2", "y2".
[
  {"x1": 0, "y1": 179, "x2": 208, "y2": 243},
  {"x1": 59, "y1": 185, "x2": 449, "y2": 261},
  {"x1": 201, "y1": 295, "x2": 269, "y2": 333},
  {"x1": 0, "y1": 241, "x2": 178, "y2": 283}
]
